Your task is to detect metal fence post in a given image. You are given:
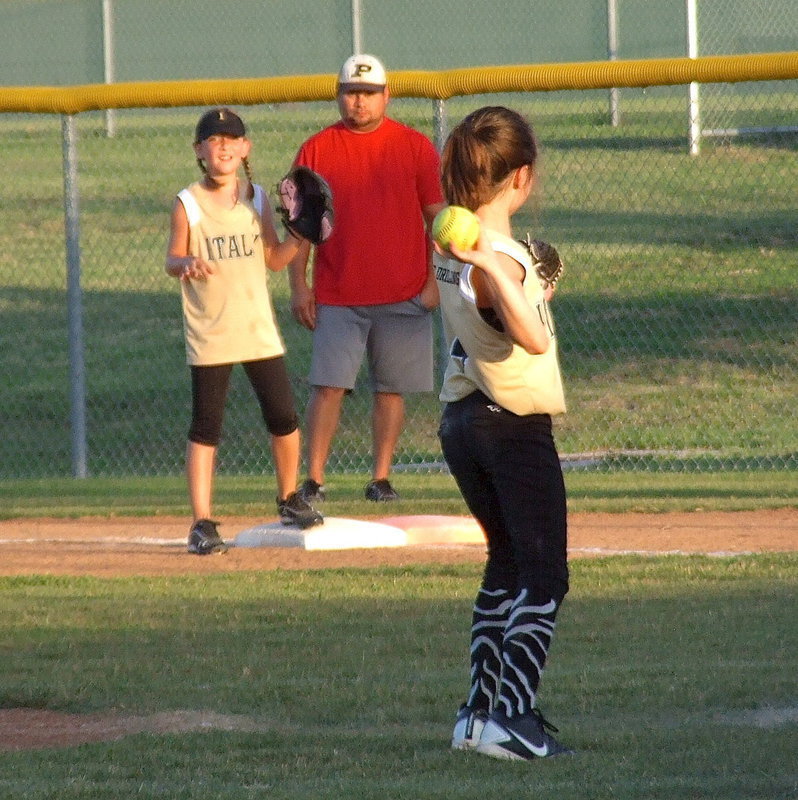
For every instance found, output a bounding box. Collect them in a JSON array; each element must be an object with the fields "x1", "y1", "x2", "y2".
[
  {"x1": 432, "y1": 98, "x2": 449, "y2": 379},
  {"x1": 351, "y1": 0, "x2": 362, "y2": 54},
  {"x1": 433, "y1": 98, "x2": 447, "y2": 153},
  {"x1": 607, "y1": 0, "x2": 620, "y2": 127},
  {"x1": 102, "y1": 0, "x2": 116, "y2": 137},
  {"x1": 687, "y1": 0, "x2": 701, "y2": 155},
  {"x1": 61, "y1": 114, "x2": 88, "y2": 478}
]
